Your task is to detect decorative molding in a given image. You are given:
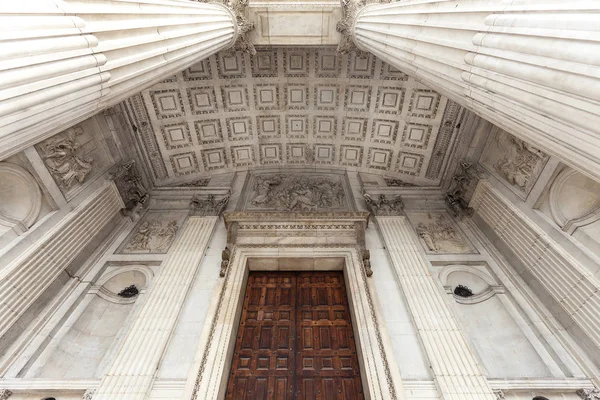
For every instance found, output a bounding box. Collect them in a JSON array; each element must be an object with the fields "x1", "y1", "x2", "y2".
[
  {"x1": 108, "y1": 160, "x2": 149, "y2": 221},
  {"x1": 425, "y1": 100, "x2": 462, "y2": 179},
  {"x1": 190, "y1": 193, "x2": 230, "y2": 216}
]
